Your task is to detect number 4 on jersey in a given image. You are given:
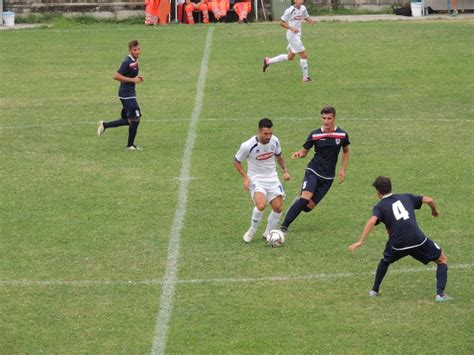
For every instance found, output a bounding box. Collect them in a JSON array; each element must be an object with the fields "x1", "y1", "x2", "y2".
[{"x1": 392, "y1": 200, "x2": 410, "y2": 220}]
